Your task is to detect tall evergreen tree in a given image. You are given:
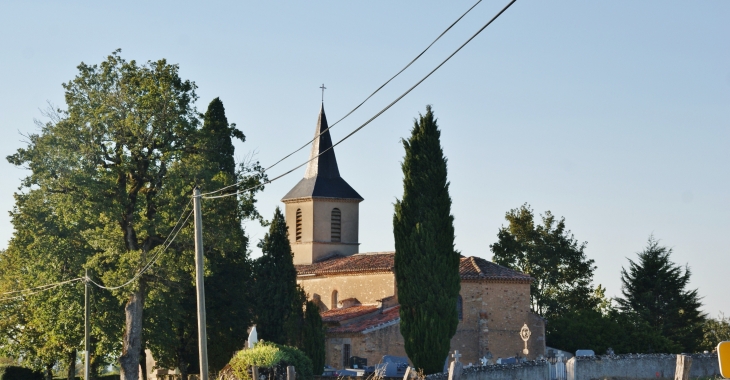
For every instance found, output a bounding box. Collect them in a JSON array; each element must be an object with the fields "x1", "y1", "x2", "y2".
[
  {"x1": 144, "y1": 97, "x2": 264, "y2": 378},
  {"x1": 616, "y1": 236, "x2": 706, "y2": 352},
  {"x1": 393, "y1": 106, "x2": 460, "y2": 374},
  {"x1": 490, "y1": 204, "x2": 598, "y2": 318},
  {"x1": 300, "y1": 301, "x2": 325, "y2": 376},
  {"x1": 253, "y1": 207, "x2": 300, "y2": 344}
]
